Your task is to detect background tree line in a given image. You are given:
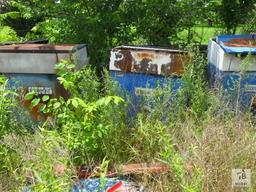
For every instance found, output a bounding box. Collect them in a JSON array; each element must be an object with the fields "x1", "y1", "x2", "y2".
[{"x1": 0, "y1": 0, "x2": 255, "y2": 66}]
